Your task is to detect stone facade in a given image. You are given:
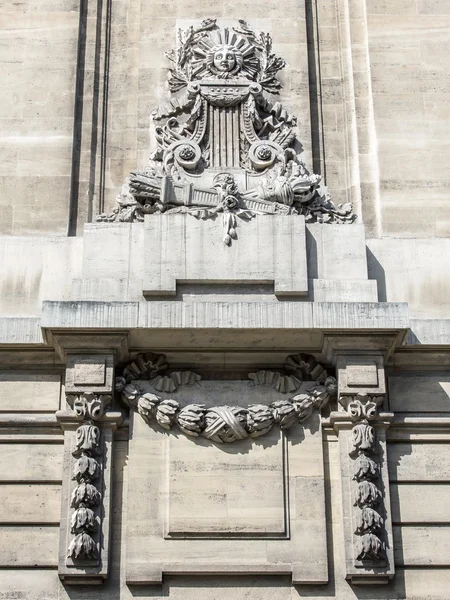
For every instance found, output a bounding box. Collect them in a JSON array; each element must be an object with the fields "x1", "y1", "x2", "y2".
[{"x1": 0, "y1": 3, "x2": 450, "y2": 600}]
